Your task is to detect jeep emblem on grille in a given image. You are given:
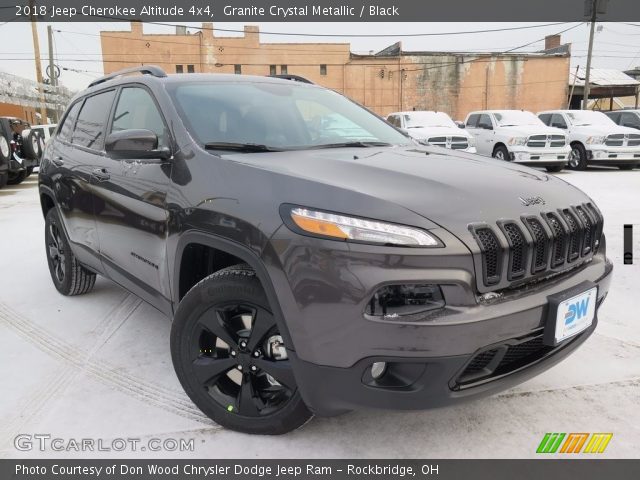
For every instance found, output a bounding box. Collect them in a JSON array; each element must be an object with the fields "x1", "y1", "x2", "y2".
[{"x1": 519, "y1": 196, "x2": 546, "y2": 206}]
